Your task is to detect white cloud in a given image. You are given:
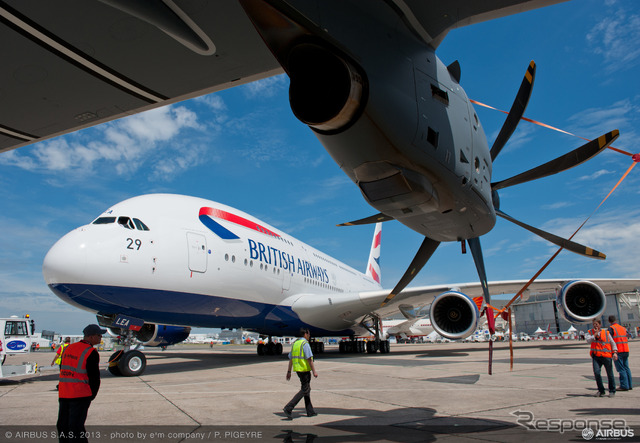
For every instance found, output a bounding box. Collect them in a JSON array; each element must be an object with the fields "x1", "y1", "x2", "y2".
[
  {"x1": 298, "y1": 175, "x2": 352, "y2": 206},
  {"x1": 586, "y1": 4, "x2": 640, "y2": 71},
  {"x1": 541, "y1": 201, "x2": 574, "y2": 210},
  {"x1": 542, "y1": 209, "x2": 640, "y2": 275},
  {"x1": 577, "y1": 169, "x2": 614, "y2": 181},
  {"x1": 0, "y1": 105, "x2": 205, "y2": 179},
  {"x1": 242, "y1": 75, "x2": 288, "y2": 99},
  {"x1": 195, "y1": 94, "x2": 227, "y2": 112},
  {"x1": 568, "y1": 99, "x2": 640, "y2": 146}
]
